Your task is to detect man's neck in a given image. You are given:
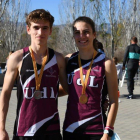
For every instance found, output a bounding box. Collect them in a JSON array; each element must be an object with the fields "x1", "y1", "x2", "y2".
[
  {"x1": 131, "y1": 41, "x2": 137, "y2": 45},
  {"x1": 30, "y1": 45, "x2": 48, "y2": 57},
  {"x1": 30, "y1": 45, "x2": 48, "y2": 64}
]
